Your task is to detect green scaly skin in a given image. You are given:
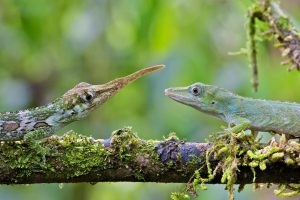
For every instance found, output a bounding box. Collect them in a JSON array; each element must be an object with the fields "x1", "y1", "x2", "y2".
[
  {"x1": 0, "y1": 65, "x2": 164, "y2": 144},
  {"x1": 165, "y1": 82, "x2": 300, "y2": 137}
]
